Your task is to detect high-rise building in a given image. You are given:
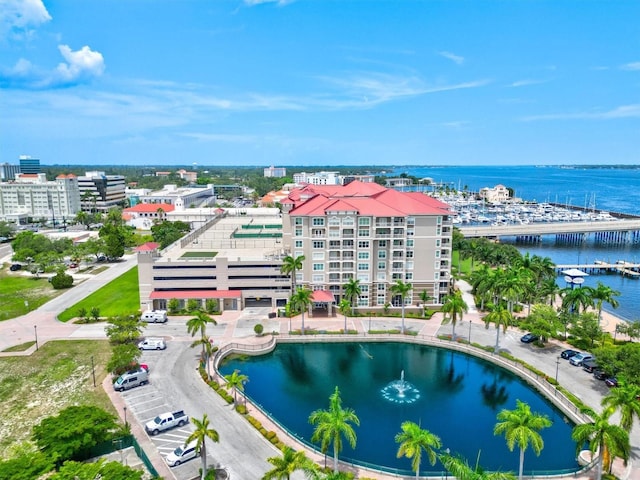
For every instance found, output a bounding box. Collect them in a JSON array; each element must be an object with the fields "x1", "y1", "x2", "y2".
[
  {"x1": 0, "y1": 163, "x2": 21, "y2": 181},
  {"x1": 264, "y1": 166, "x2": 287, "y2": 178},
  {"x1": 77, "y1": 171, "x2": 126, "y2": 213},
  {"x1": 18, "y1": 155, "x2": 40, "y2": 174}
]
